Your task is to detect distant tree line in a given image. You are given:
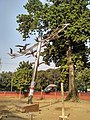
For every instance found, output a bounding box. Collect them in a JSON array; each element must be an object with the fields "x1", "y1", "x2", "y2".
[{"x1": 0, "y1": 61, "x2": 90, "y2": 93}]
